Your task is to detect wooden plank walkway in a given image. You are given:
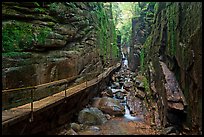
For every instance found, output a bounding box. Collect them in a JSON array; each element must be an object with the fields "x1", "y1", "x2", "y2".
[{"x1": 2, "y1": 63, "x2": 120, "y2": 127}]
